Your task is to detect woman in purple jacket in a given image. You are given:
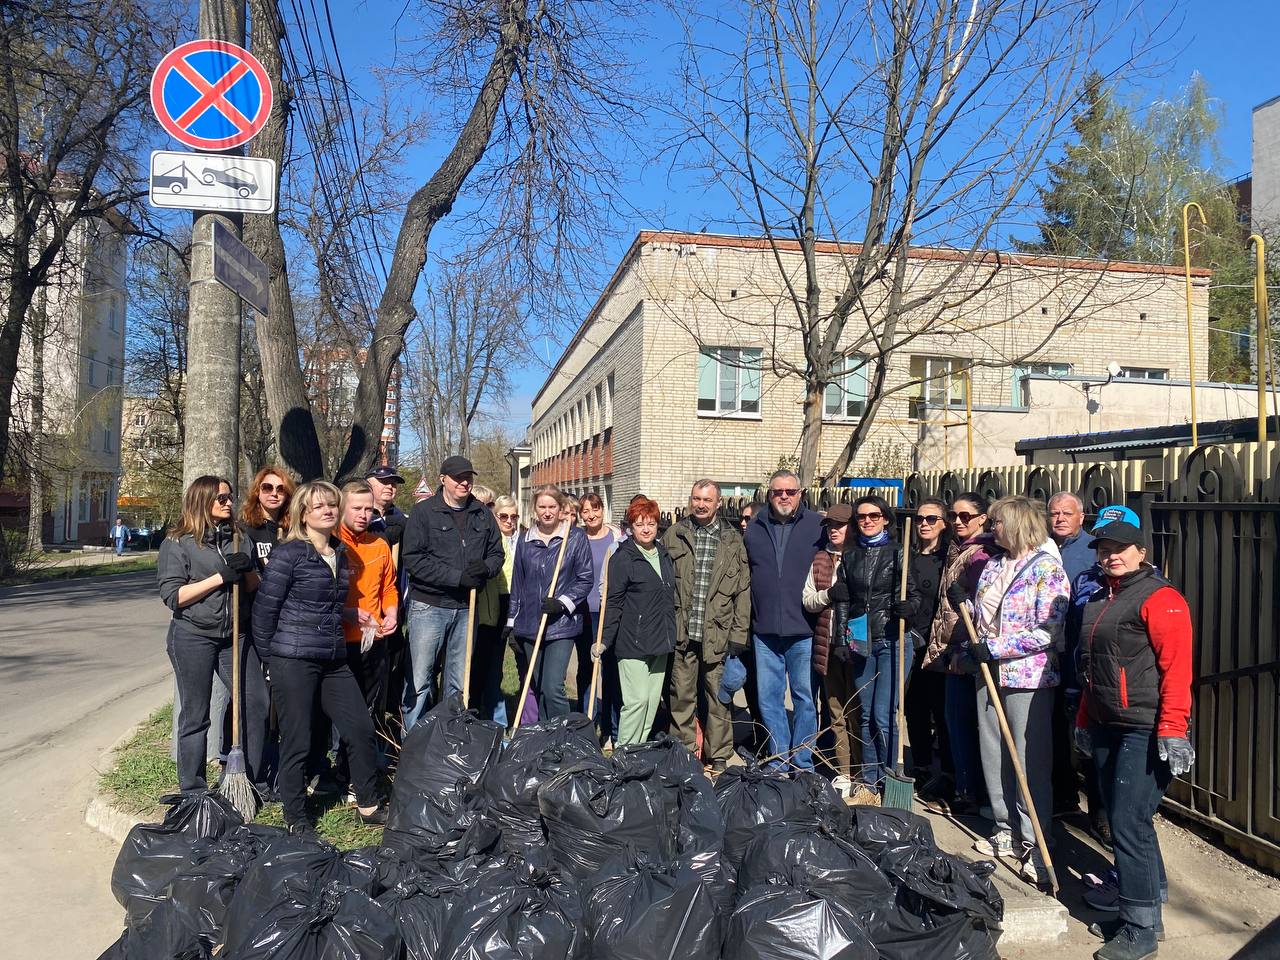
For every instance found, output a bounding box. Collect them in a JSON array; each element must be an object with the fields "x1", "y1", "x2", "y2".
[{"x1": 507, "y1": 485, "x2": 594, "y2": 719}]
